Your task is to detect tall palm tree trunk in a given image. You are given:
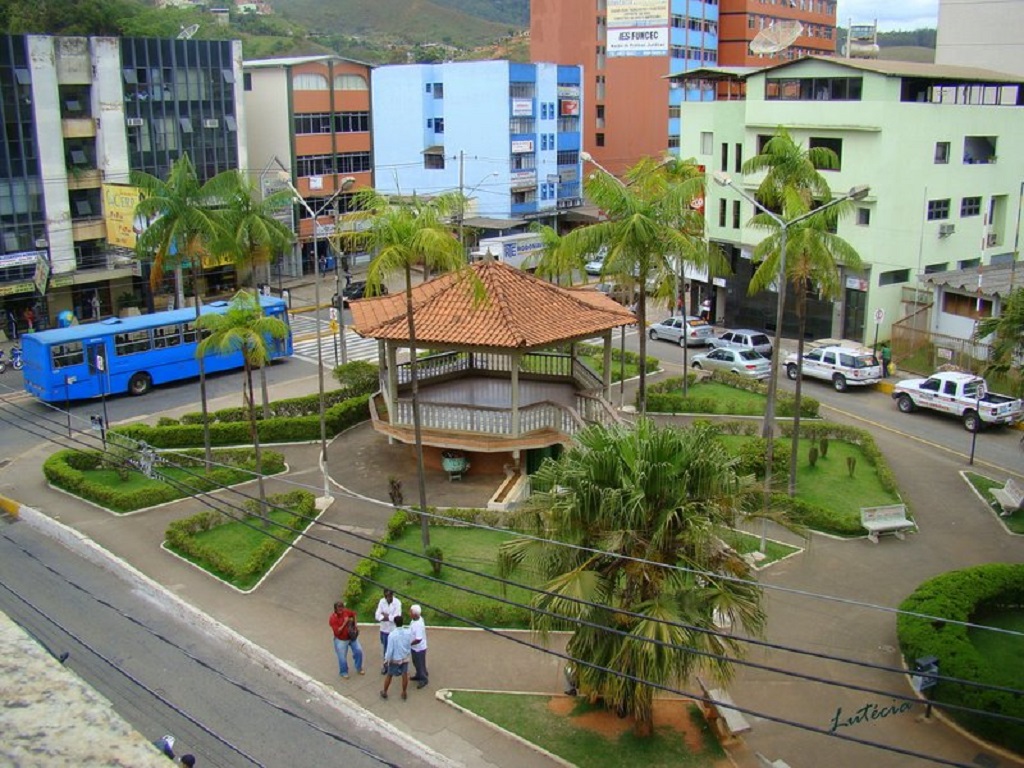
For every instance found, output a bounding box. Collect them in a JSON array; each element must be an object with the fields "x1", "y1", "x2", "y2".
[
  {"x1": 788, "y1": 293, "x2": 808, "y2": 496},
  {"x1": 192, "y1": 262, "x2": 212, "y2": 469},
  {"x1": 405, "y1": 262, "x2": 430, "y2": 549},
  {"x1": 246, "y1": 361, "x2": 269, "y2": 523},
  {"x1": 637, "y1": 287, "x2": 648, "y2": 415}
]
